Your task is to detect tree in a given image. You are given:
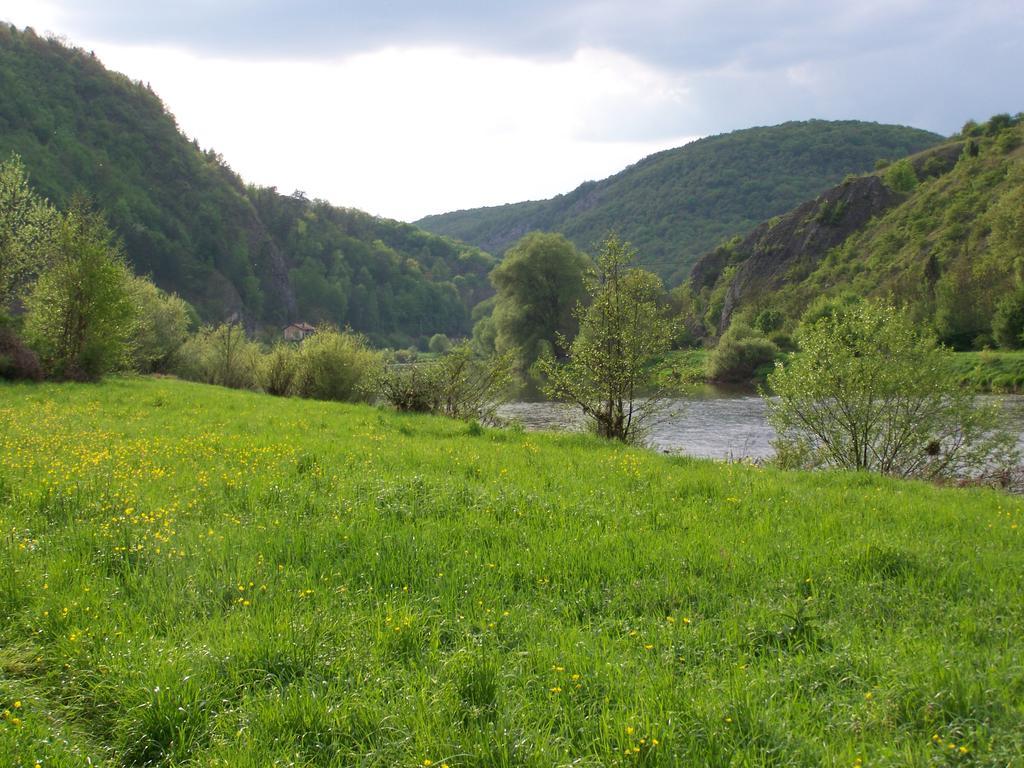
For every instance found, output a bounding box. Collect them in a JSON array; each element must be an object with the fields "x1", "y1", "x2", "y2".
[
  {"x1": 992, "y1": 289, "x2": 1024, "y2": 349},
  {"x1": 488, "y1": 232, "x2": 589, "y2": 367},
  {"x1": 0, "y1": 155, "x2": 58, "y2": 308},
  {"x1": 540, "y1": 235, "x2": 674, "y2": 442},
  {"x1": 882, "y1": 158, "x2": 918, "y2": 193},
  {"x1": 24, "y1": 204, "x2": 136, "y2": 380},
  {"x1": 767, "y1": 301, "x2": 1016, "y2": 479}
]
